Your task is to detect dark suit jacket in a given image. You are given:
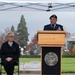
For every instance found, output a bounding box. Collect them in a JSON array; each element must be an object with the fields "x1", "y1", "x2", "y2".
[
  {"x1": 0, "y1": 41, "x2": 20, "y2": 62},
  {"x1": 44, "y1": 24, "x2": 64, "y2": 31}
]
